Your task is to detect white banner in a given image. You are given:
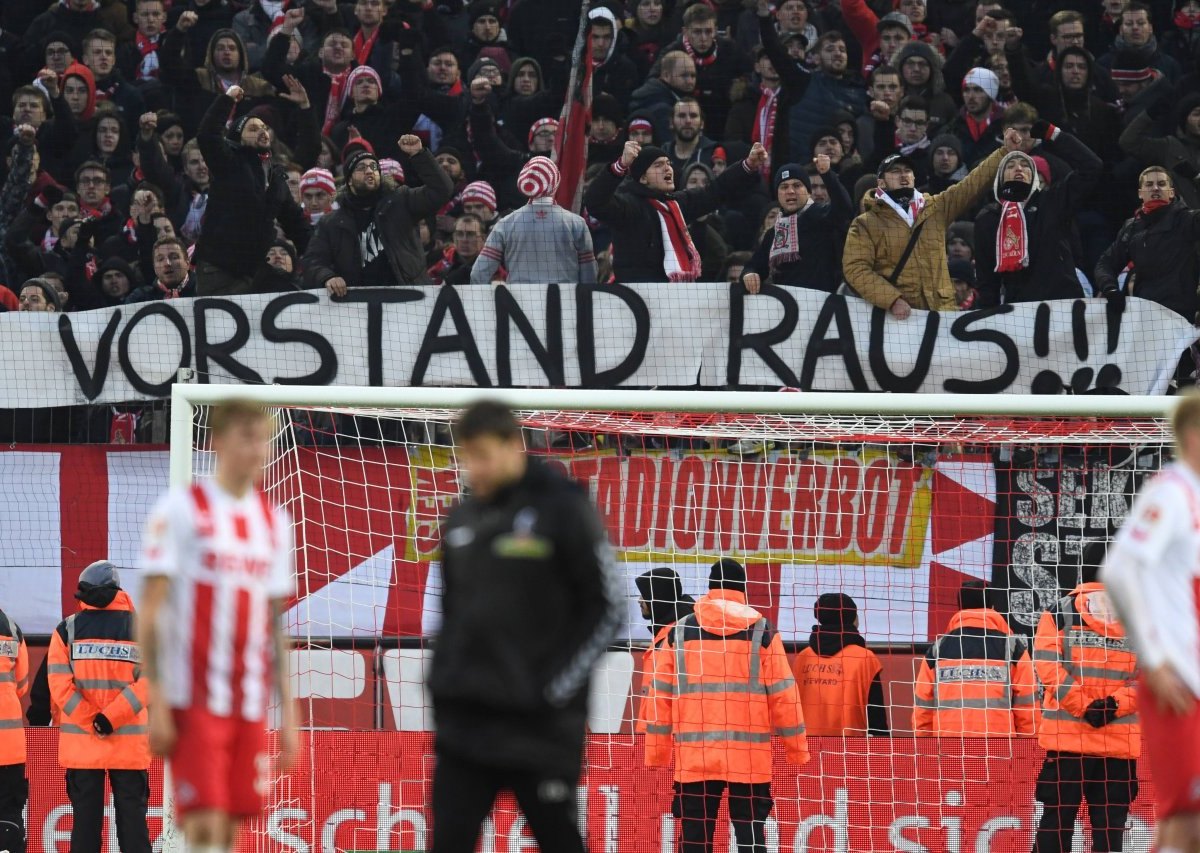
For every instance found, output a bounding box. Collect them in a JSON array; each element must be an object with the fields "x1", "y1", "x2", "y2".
[{"x1": 4, "y1": 284, "x2": 1193, "y2": 407}]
